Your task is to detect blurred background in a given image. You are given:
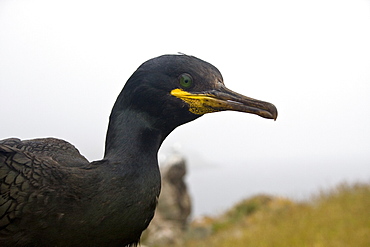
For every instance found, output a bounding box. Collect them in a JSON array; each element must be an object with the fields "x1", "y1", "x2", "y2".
[{"x1": 0, "y1": 0, "x2": 369, "y2": 219}]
